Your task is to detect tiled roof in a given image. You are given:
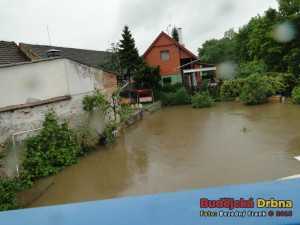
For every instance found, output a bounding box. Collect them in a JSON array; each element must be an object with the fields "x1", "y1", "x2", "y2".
[
  {"x1": 0, "y1": 57, "x2": 61, "y2": 68},
  {"x1": 0, "y1": 41, "x2": 30, "y2": 64},
  {"x1": 143, "y1": 32, "x2": 198, "y2": 59},
  {"x1": 21, "y1": 43, "x2": 111, "y2": 70}
]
